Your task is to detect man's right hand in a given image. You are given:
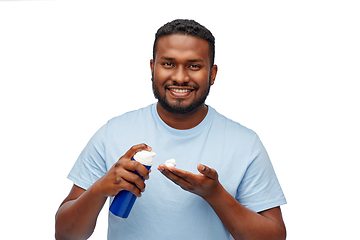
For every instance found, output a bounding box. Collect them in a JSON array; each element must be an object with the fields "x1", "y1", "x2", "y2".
[
  {"x1": 55, "y1": 143, "x2": 152, "y2": 240},
  {"x1": 92, "y1": 143, "x2": 152, "y2": 198}
]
